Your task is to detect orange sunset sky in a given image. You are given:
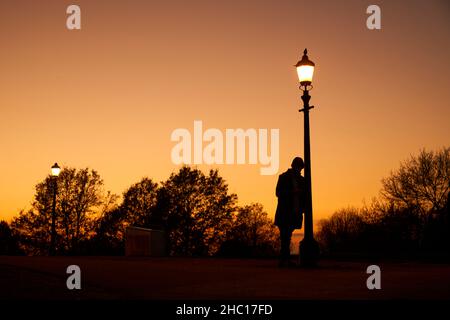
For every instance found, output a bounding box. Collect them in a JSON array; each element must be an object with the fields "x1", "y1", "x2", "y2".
[{"x1": 0, "y1": 0, "x2": 449, "y2": 223}]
